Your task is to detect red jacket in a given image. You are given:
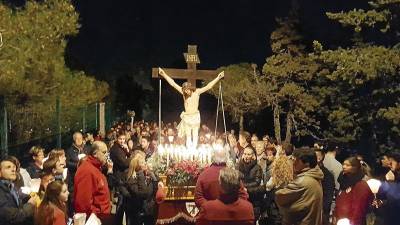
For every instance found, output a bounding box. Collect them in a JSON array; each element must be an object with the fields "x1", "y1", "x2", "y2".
[
  {"x1": 196, "y1": 194, "x2": 254, "y2": 225},
  {"x1": 335, "y1": 180, "x2": 373, "y2": 225},
  {"x1": 74, "y1": 156, "x2": 111, "y2": 216},
  {"x1": 53, "y1": 205, "x2": 67, "y2": 225},
  {"x1": 195, "y1": 163, "x2": 248, "y2": 208}
]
